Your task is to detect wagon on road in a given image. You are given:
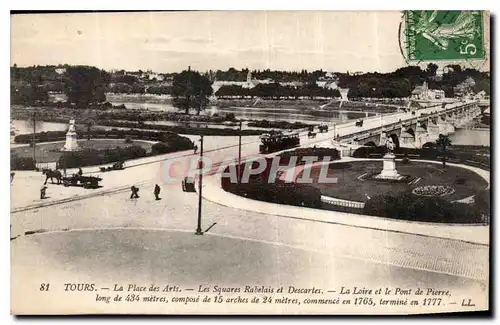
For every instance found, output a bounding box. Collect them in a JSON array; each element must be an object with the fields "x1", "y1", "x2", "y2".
[
  {"x1": 62, "y1": 174, "x2": 102, "y2": 189},
  {"x1": 100, "y1": 161, "x2": 125, "y2": 172}
]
